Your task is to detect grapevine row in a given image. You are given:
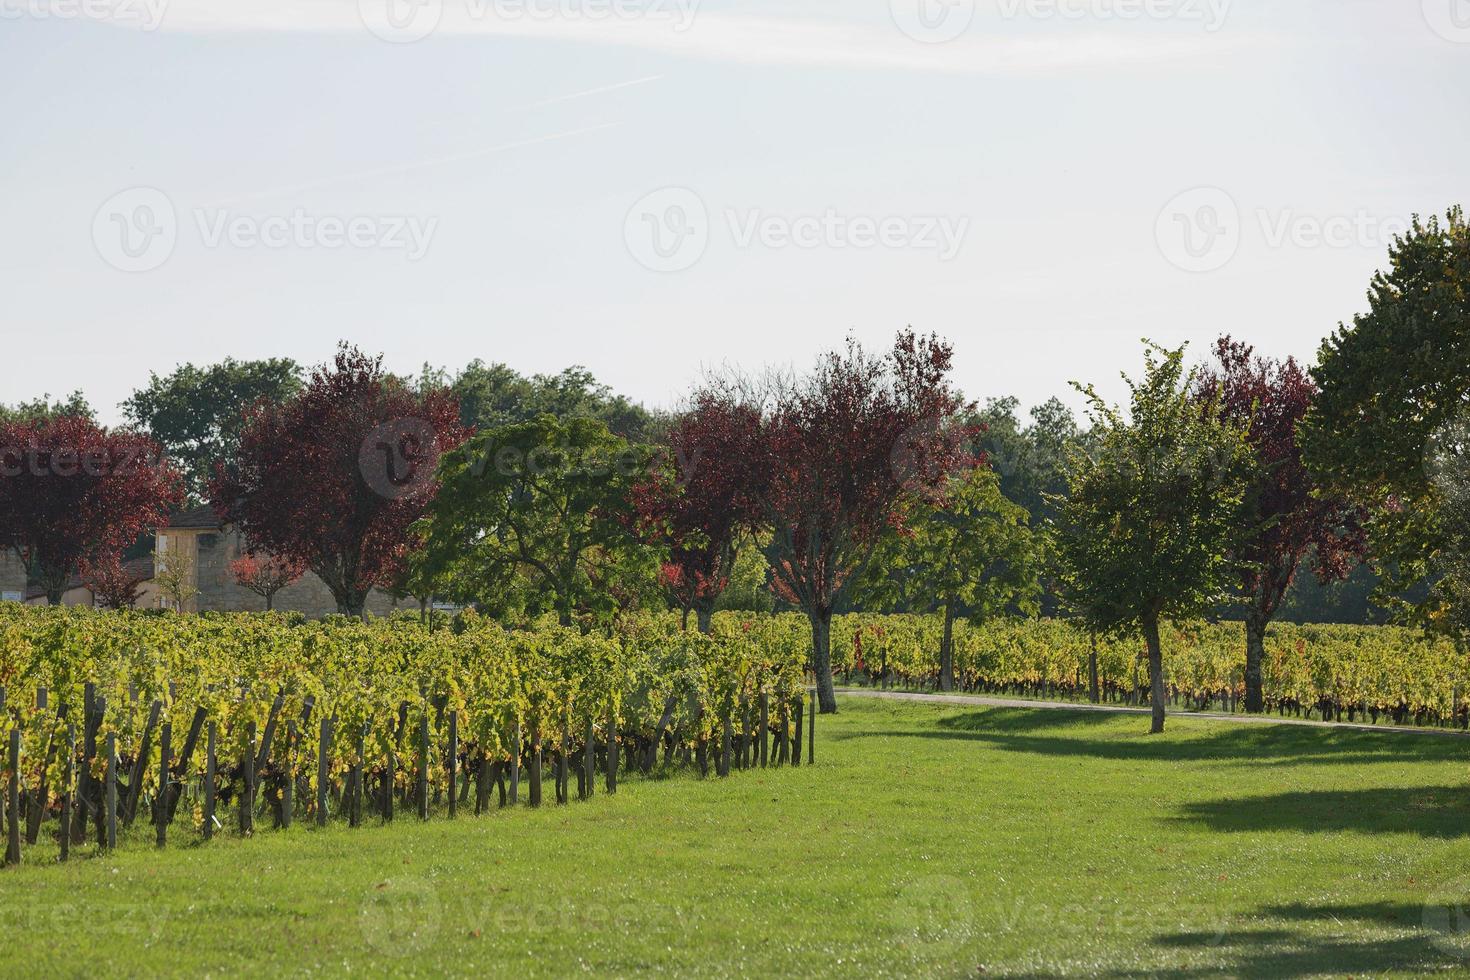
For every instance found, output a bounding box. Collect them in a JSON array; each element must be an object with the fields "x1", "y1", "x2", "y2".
[{"x1": 0, "y1": 606, "x2": 813, "y2": 866}]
